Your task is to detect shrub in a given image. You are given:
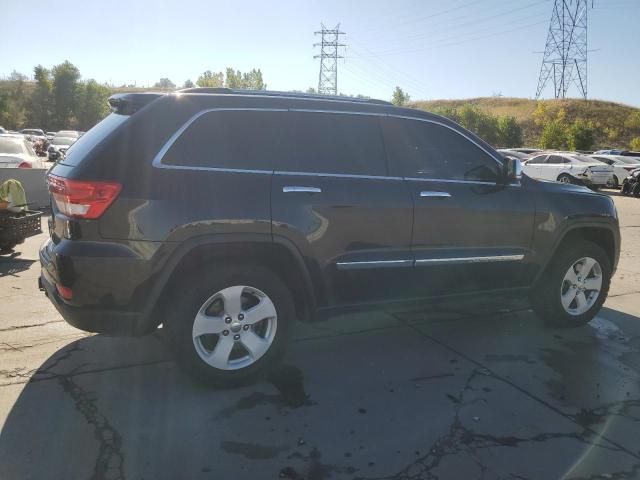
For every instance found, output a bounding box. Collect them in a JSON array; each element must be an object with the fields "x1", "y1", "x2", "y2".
[{"x1": 567, "y1": 119, "x2": 595, "y2": 151}]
